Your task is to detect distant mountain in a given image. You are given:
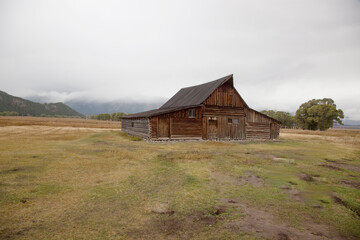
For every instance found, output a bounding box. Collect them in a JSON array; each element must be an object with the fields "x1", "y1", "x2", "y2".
[
  {"x1": 343, "y1": 119, "x2": 360, "y2": 126},
  {"x1": 0, "y1": 91, "x2": 84, "y2": 117},
  {"x1": 64, "y1": 100, "x2": 165, "y2": 115}
]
